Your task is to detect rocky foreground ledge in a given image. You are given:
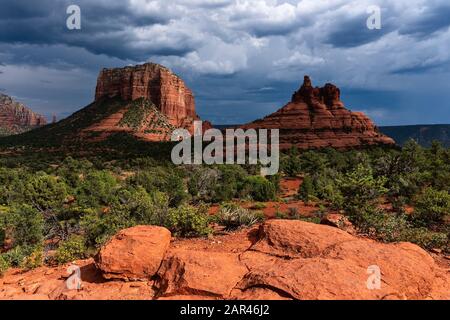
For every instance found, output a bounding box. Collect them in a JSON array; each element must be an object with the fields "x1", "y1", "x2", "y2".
[{"x1": 1, "y1": 220, "x2": 449, "y2": 300}]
